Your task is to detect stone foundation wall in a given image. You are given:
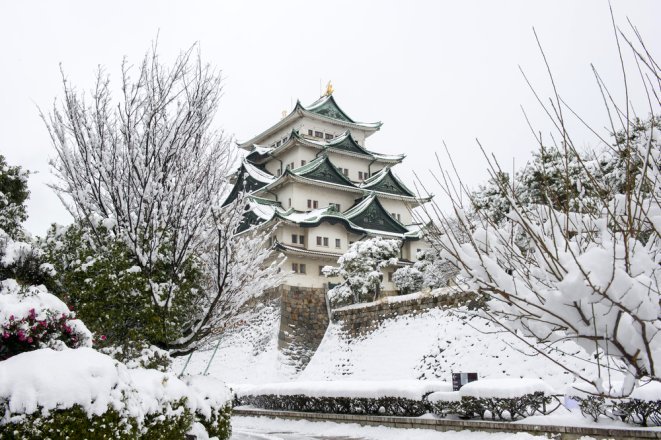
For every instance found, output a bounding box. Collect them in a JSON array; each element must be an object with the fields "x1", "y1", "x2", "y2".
[
  {"x1": 277, "y1": 285, "x2": 330, "y2": 369},
  {"x1": 332, "y1": 290, "x2": 479, "y2": 338}
]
